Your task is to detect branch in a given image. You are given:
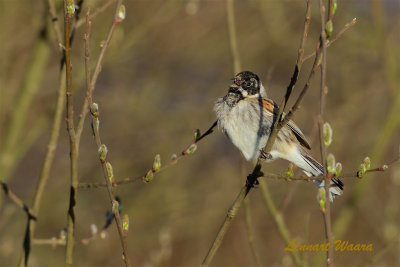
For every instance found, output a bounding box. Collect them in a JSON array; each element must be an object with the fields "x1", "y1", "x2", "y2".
[
  {"x1": 75, "y1": 0, "x2": 117, "y2": 29},
  {"x1": 317, "y1": 1, "x2": 333, "y2": 266},
  {"x1": 0, "y1": 182, "x2": 36, "y2": 220},
  {"x1": 201, "y1": 1, "x2": 313, "y2": 265},
  {"x1": 84, "y1": 1, "x2": 131, "y2": 266},
  {"x1": 76, "y1": 0, "x2": 122, "y2": 142},
  {"x1": 258, "y1": 178, "x2": 306, "y2": 267},
  {"x1": 302, "y1": 18, "x2": 356, "y2": 63},
  {"x1": 63, "y1": 1, "x2": 79, "y2": 266}
]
